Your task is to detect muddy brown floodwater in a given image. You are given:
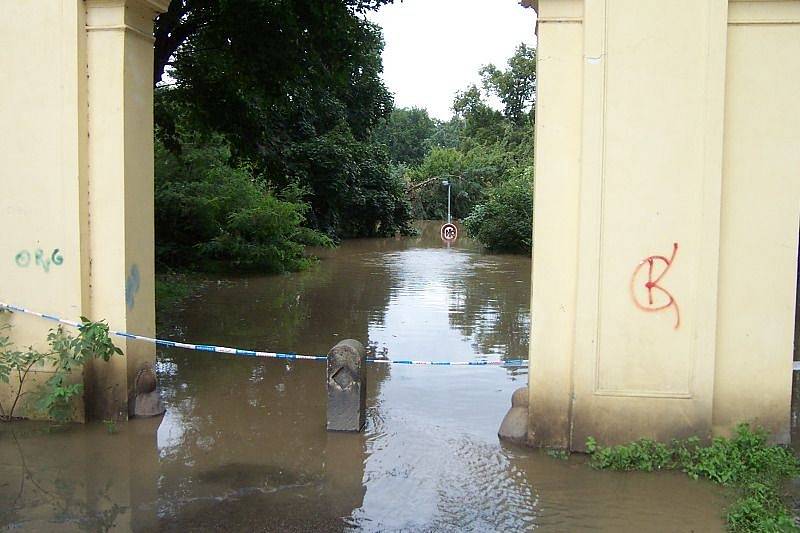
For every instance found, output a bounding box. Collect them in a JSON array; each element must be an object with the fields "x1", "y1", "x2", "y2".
[{"x1": 0, "y1": 222, "x2": 729, "y2": 532}]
